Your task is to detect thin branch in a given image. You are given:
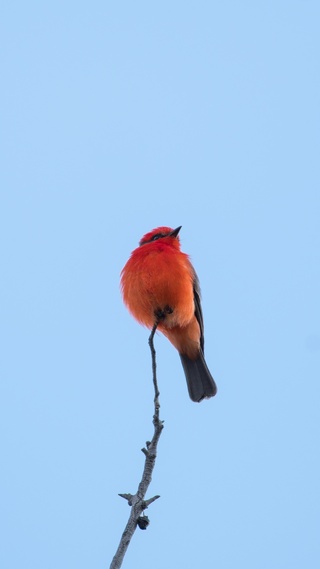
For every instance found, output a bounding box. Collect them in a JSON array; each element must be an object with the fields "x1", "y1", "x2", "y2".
[{"x1": 109, "y1": 322, "x2": 164, "y2": 569}]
